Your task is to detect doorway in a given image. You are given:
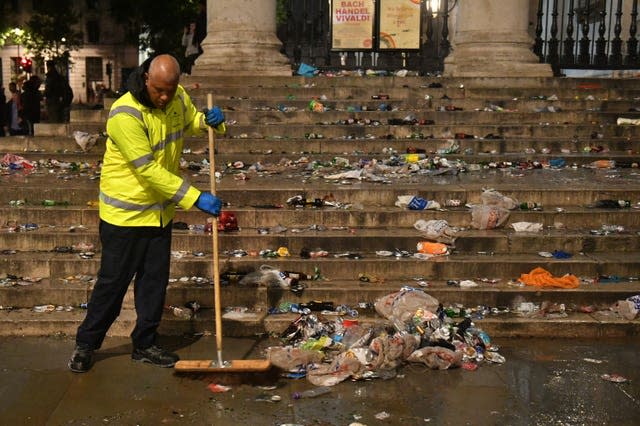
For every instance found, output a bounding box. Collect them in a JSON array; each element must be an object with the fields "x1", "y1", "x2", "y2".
[{"x1": 85, "y1": 57, "x2": 103, "y2": 104}]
